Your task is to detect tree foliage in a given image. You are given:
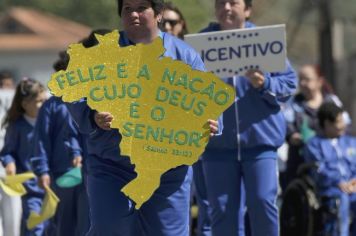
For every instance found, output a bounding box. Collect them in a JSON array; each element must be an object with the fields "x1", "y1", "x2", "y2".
[{"x1": 1, "y1": 0, "x2": 356, "y2": 62}]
